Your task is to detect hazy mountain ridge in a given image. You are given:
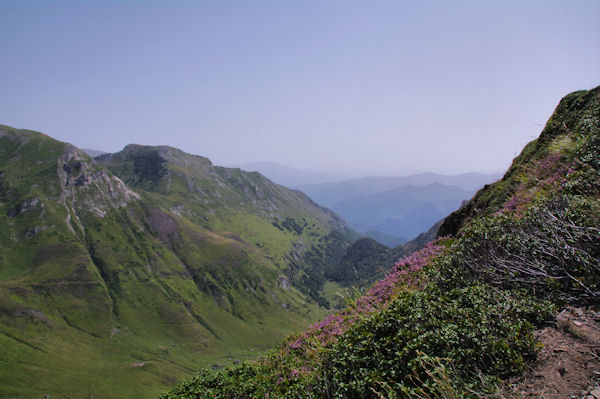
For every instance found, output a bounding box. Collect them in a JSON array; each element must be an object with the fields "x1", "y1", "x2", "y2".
[
  {"x1": 362, "y1": 229, "x2": 407, "y2": 247},
  {"x1": 82, "y1": 148, "x2": 107, "y2": 157},
  {"x1": 0, "y1": 126, "x2": 357, "y2": 398},
  {"x1": 330, "y1": 182, "x2": 470, "y2": 240},
  {"x1": 298, "y1": 172, "x2": 498, "y2": 208},
  {"x1": 295, "y1": 172, "x2": 497, "y2": 246},
  {"x1": 232, "y1": 163, "x2": 497, "y2": 247}
]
